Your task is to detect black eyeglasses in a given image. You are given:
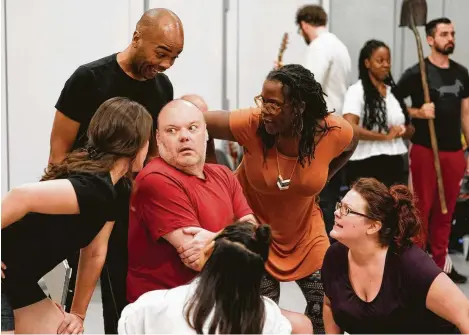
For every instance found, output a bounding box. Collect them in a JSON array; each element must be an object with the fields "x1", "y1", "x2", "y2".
[{"x1": 335, "y1": 202, "x2": 375, "y2": 220}]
